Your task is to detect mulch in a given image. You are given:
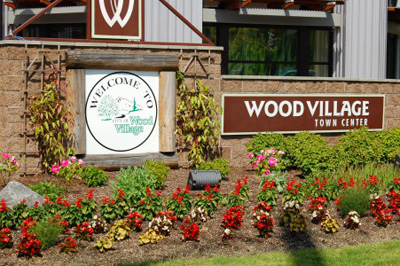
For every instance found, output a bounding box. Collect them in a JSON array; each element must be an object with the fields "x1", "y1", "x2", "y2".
[{"x1": 1, "y1": 166, "x2": 400, "y2": 265}]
